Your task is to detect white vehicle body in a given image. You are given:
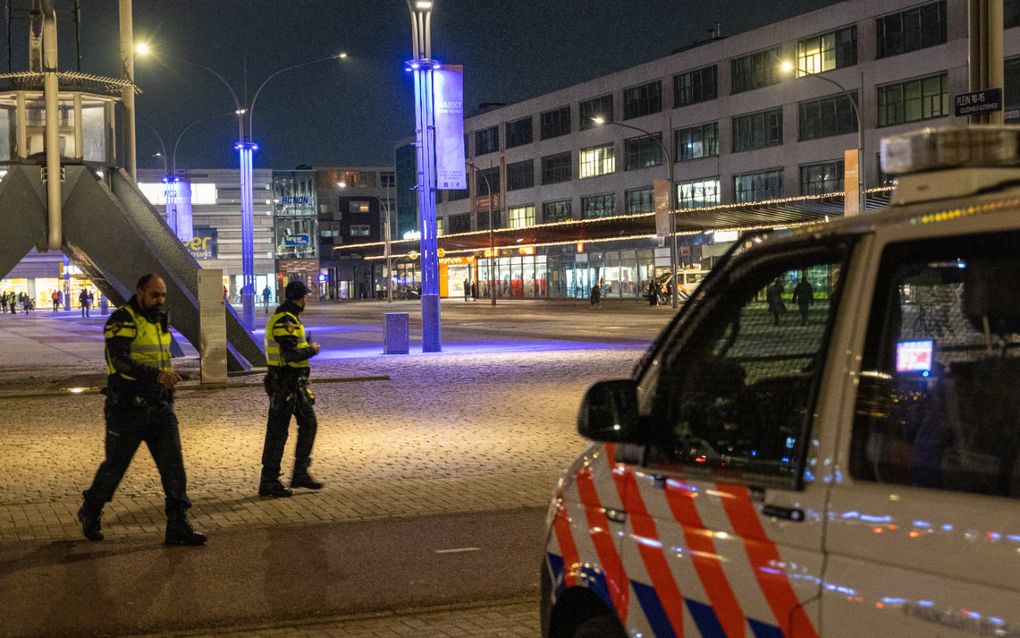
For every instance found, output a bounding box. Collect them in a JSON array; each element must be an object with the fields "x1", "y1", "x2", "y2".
[{"x1": 541, "y1": 128, "x2": 1020, "y2": 638}]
